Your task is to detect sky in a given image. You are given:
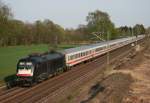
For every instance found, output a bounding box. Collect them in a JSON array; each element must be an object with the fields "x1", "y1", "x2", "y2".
[{"x1": 3, "y1": 0, "x2": 150, "y2": 28}]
